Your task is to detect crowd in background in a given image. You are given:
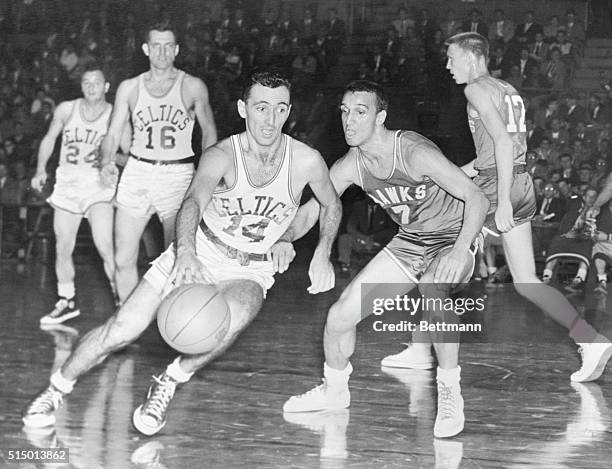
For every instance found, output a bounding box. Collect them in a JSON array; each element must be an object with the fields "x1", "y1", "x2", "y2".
[{"x1": 1, "y1": 1, "x2": 612, "y2": 289}]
